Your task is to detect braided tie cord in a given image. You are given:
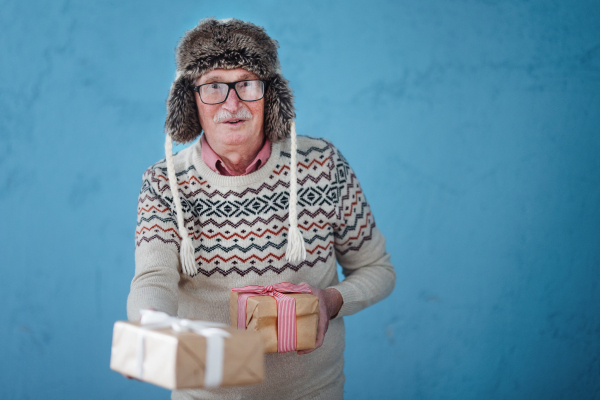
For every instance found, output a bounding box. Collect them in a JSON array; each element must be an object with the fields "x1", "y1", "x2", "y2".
[
  {"x1": 165, "y1": 134, "x2": 197, "y2": 276},
  {"x1": 285, "y1": 121, "x2": 307, "y2": 264}
]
